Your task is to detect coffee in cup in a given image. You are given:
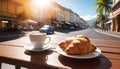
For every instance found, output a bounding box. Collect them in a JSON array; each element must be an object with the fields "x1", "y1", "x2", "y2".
[{"x1": 29, "y1": 32, "x2": 51, "y2": 49}]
